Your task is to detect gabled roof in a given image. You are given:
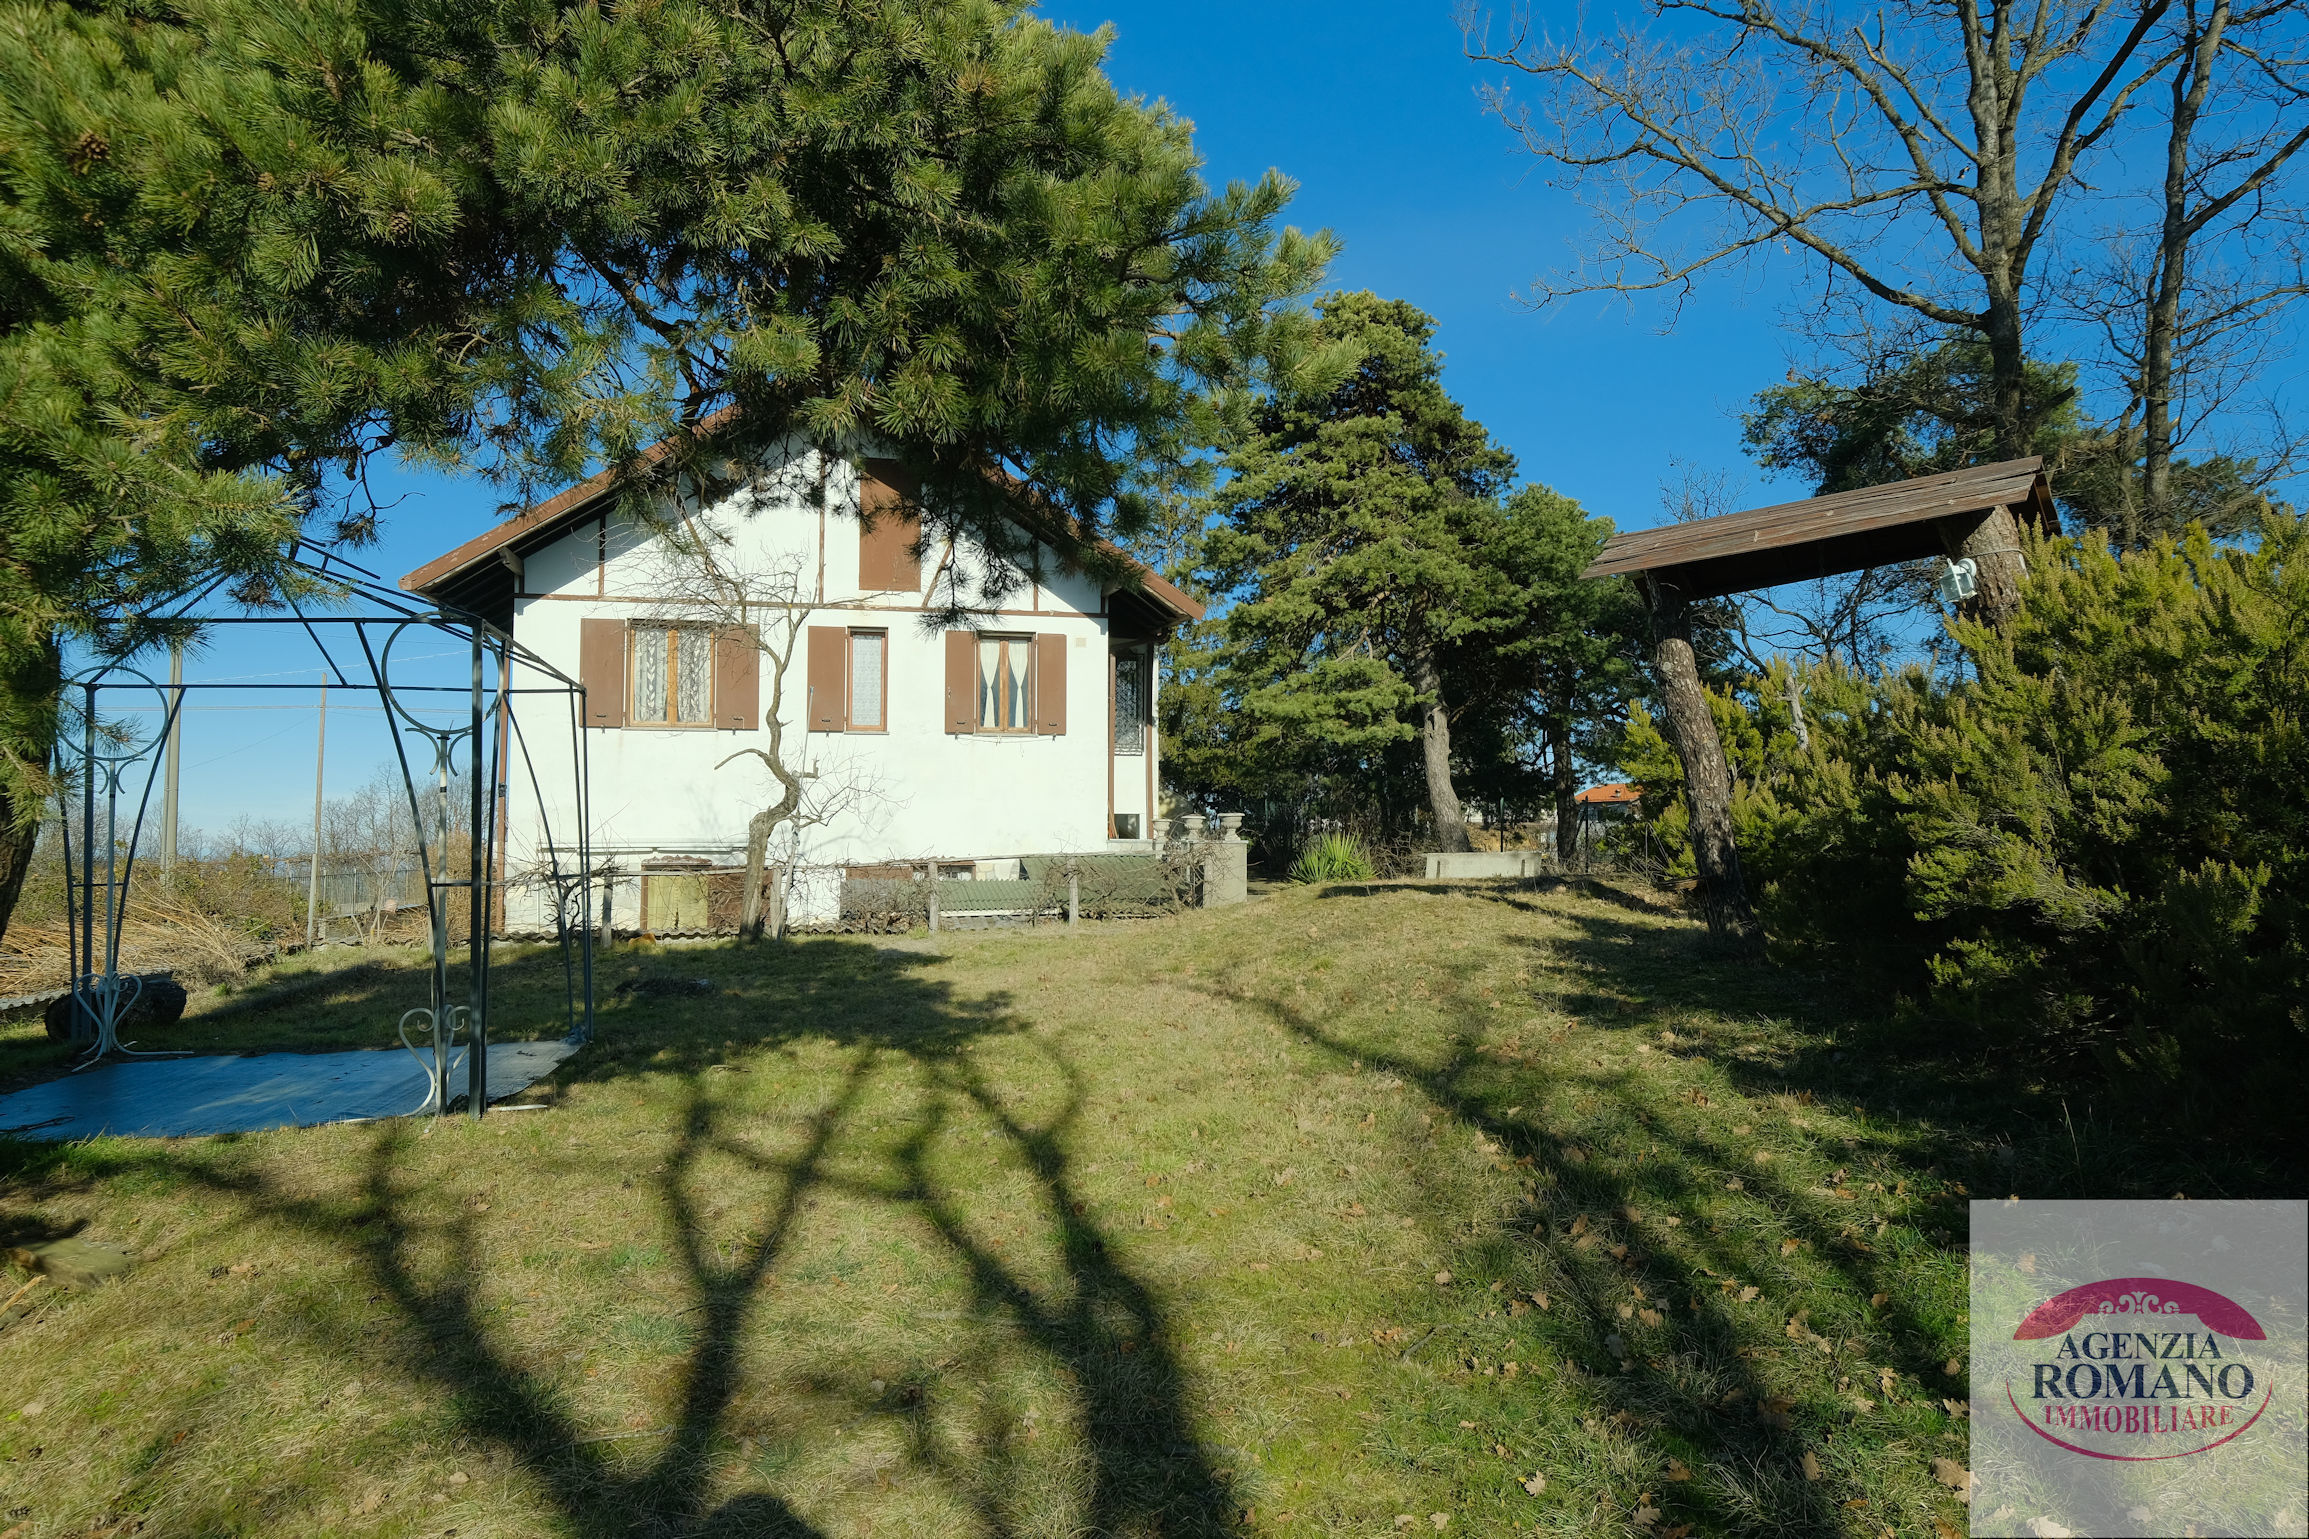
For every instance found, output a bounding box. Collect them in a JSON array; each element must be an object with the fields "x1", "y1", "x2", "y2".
[
  {"x1": 1582, "y1": 457, "x2": 2055, "y2": 602},
  {"x1": 1575, "y1": 783, "x2": 1642, "y2": 807},
  {"x1": 400, "y1": 427, "x2": 1205, "y2": 626}
]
